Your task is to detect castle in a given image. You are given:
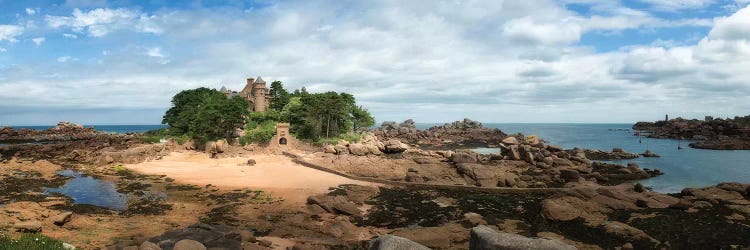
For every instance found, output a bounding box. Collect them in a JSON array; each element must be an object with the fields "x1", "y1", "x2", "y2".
[{"x1": 220, "y1": 76, "x2": 270, "y2": 112}]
